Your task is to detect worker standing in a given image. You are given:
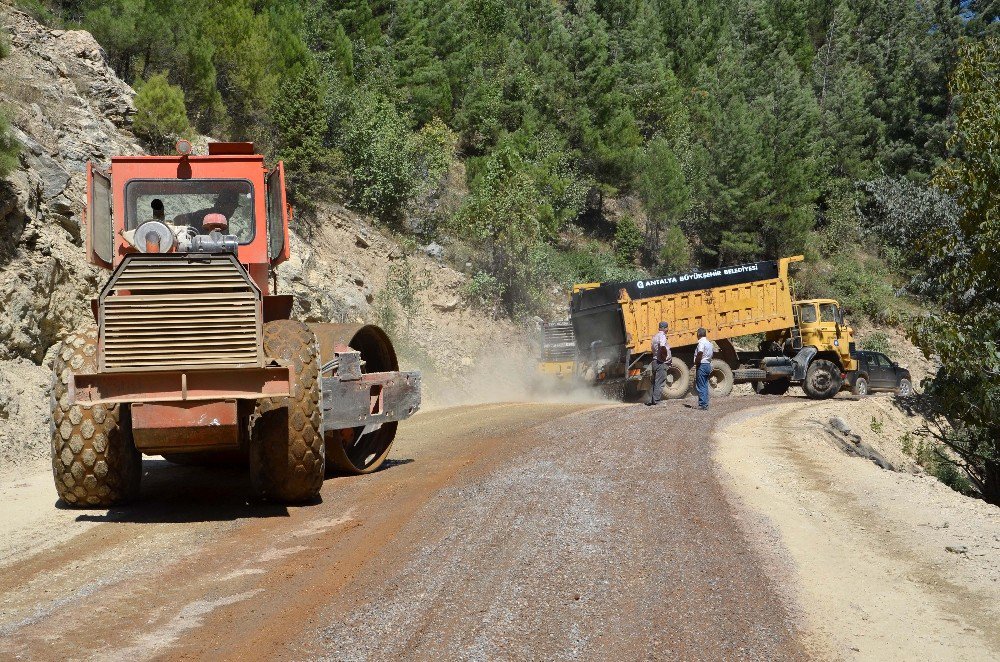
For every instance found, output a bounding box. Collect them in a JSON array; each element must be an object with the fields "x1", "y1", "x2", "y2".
[
  {"x1": 646, "y1": 321, "x2": 671, "y2": 406},
  {"x1": 694, "y1": 327, "x2": 714, "y2": 410}
]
